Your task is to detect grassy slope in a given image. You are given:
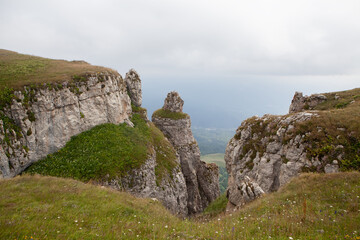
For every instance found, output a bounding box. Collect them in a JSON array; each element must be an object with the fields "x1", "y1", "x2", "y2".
[
  {"x1": 1, "y1": 172, "x2": 359, "y2": 239},
  {"x1": 0, "y1": 49, "x2": 116, "y2": 90},
  {"x1": 26, "y1": 114, "x2": 177, "y2": 184},
  {"x1": 295, "y1": 89, "x2": 360, "y2": 171}
]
